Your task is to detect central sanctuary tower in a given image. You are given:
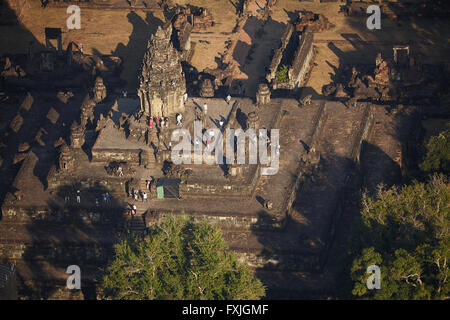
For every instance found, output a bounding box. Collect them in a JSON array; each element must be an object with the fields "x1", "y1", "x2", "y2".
[{"x1": 137, "y1": 25, "x2": 186, "y2": 117}]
